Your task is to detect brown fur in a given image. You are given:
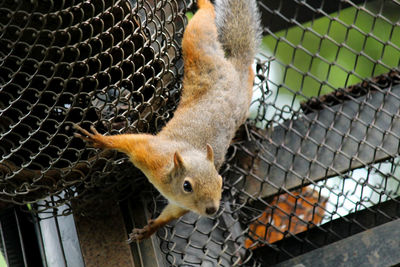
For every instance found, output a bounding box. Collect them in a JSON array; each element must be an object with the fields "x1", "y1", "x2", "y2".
[{"x1": 75, "y1": 0, "x2": 261, "y2": 241}]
